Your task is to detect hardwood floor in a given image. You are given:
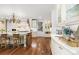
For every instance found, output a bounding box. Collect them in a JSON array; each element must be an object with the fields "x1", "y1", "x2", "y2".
[{"x1": 0, "y1": 37, "x2": 52, "y2": 55}]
